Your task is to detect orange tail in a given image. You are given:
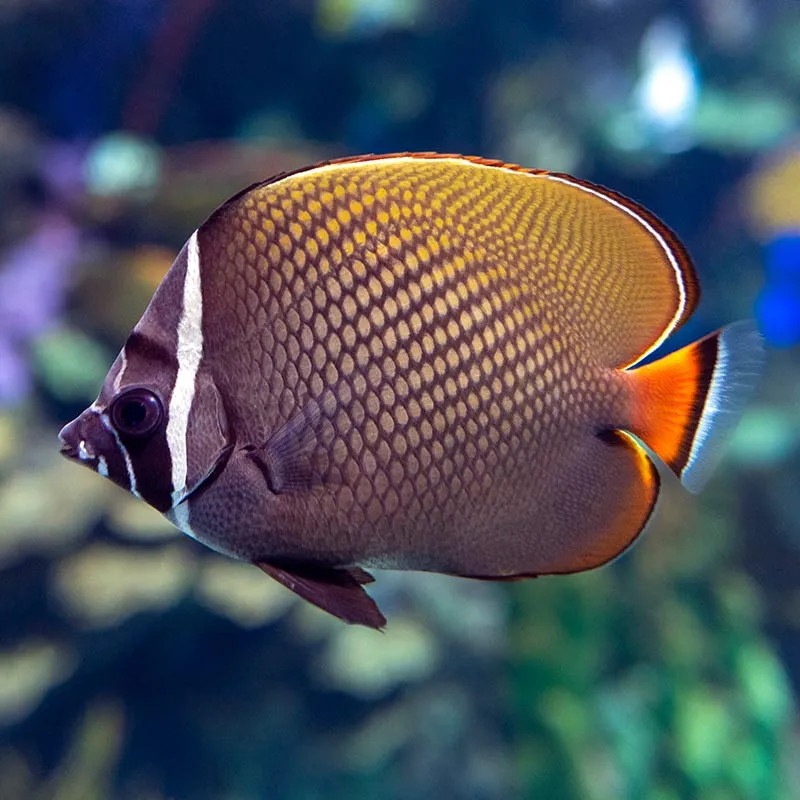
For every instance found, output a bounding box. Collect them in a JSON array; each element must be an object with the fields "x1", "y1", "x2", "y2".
[{"x1": 627, "y1": 320, "x2": 764, "y2": 493}]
